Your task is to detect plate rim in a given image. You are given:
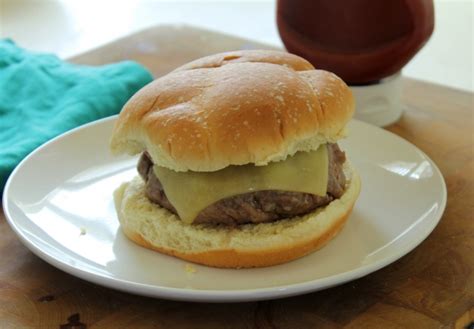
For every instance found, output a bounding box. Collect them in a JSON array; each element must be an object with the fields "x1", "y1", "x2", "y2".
[{"x1": 2, "y1": 116, "x2": 447, "y2": 302}]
